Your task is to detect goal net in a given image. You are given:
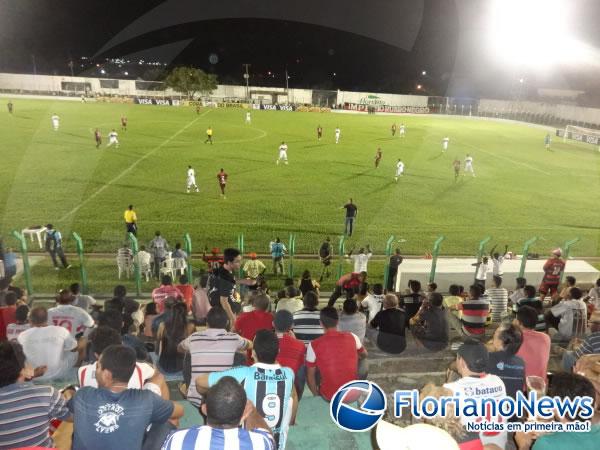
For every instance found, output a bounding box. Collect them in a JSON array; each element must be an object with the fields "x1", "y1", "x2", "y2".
[{"x1": 562, "y1": 124, "x2": 600, "y2": 149}]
